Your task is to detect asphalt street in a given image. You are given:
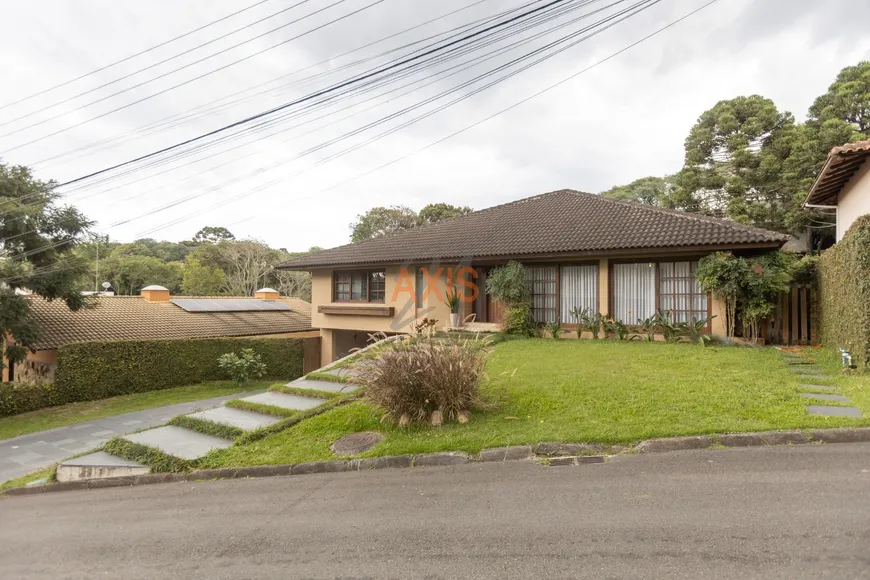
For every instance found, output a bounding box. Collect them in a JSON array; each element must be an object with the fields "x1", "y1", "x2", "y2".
[{"x1": 1, "y1": 443, "x2": 869, "y2": 579}]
